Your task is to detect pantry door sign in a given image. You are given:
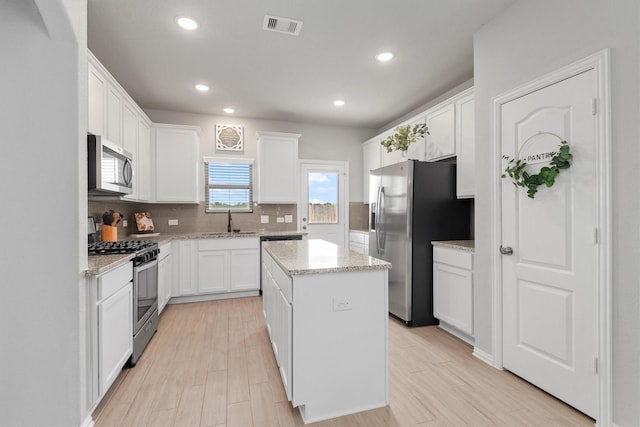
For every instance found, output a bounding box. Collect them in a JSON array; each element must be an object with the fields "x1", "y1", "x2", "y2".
[{"x1": 216, "y1": 124, "x2": 243, "y2": 151}]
